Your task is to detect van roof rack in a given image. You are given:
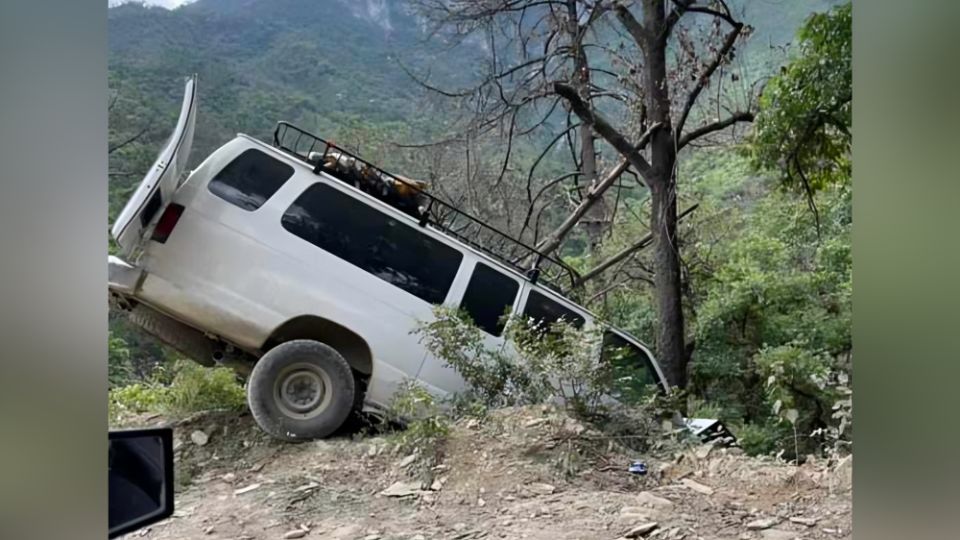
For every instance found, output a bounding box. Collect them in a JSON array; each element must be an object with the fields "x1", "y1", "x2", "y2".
[{"x1": 272, "y1": 121, "x2": 581, "y2": 293}]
